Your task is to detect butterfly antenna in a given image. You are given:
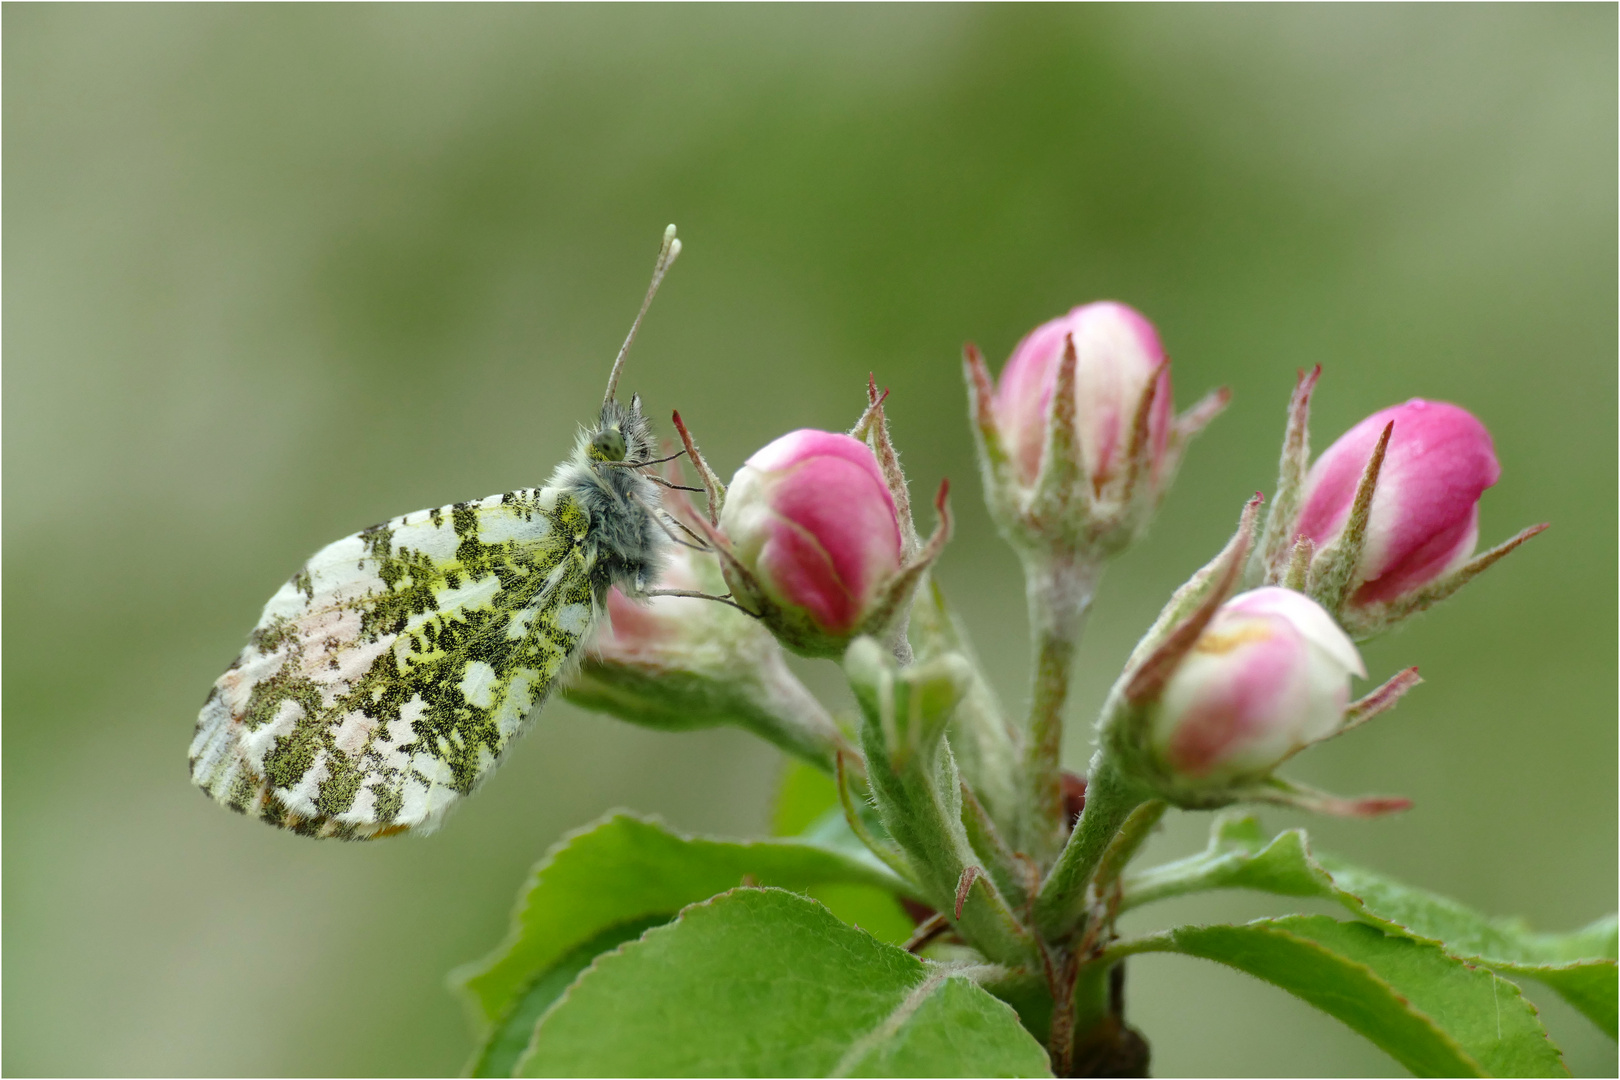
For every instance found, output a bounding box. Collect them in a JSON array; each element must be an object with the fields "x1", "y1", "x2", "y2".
[{"x1": 603, "y1": 224, "x2": 682, "y2": 406}]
